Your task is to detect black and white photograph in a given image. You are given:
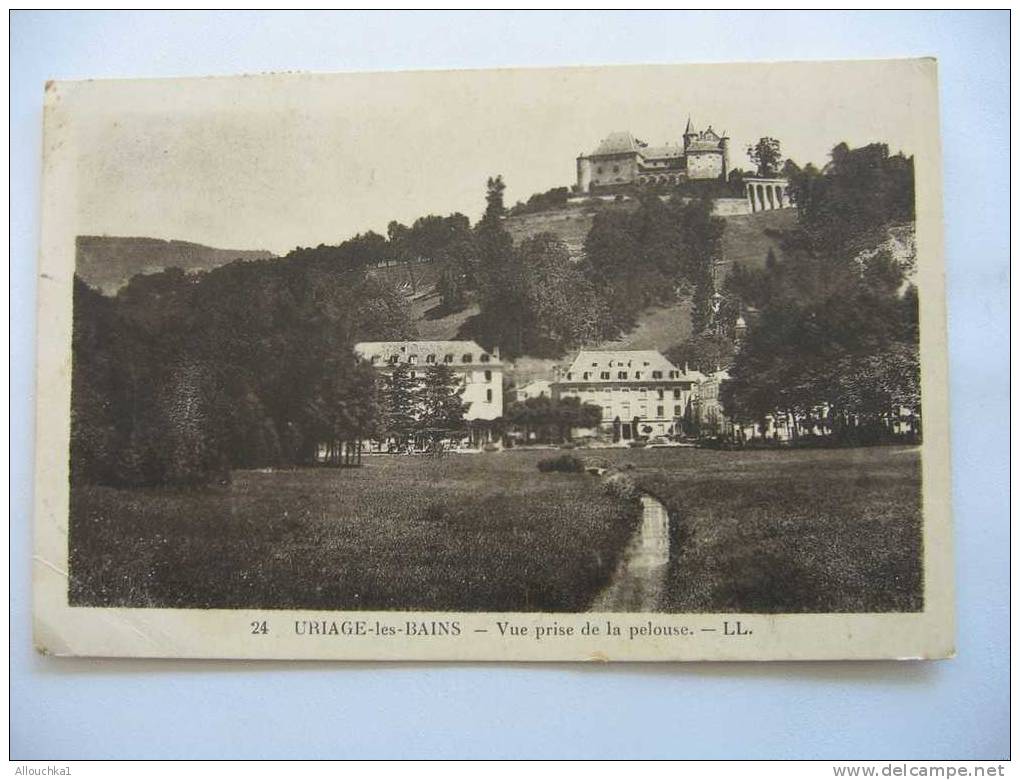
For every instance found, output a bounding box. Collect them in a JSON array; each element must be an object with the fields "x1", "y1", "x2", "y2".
[{"x1": 33, "y1": 59, "x2": 952, "y2": 661}]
